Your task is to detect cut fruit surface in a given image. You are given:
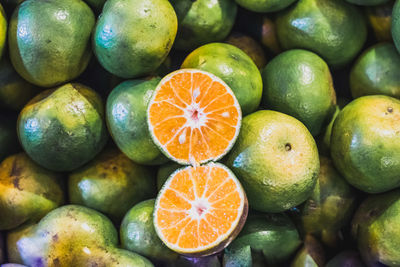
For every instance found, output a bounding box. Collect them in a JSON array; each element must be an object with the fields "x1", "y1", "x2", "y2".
[
  {"x1": 154, "y1": 162, "x2": 248, "y2": 256},
  {"x1": 147, "y1": 69, "x2": 242, "y2": 165}
]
